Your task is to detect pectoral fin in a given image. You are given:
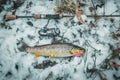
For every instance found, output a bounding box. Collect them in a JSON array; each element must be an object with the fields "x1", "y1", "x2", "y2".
[{"x1": 34, "y1": 53, "x2": 41, "y2": 58}]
